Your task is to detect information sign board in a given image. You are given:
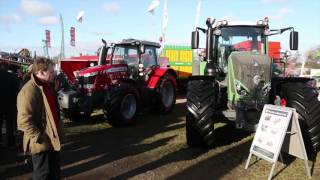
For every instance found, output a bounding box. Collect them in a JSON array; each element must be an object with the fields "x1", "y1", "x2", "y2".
[{"x1": 250, "y1": 105, "x2": 292, "y2": 163}]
